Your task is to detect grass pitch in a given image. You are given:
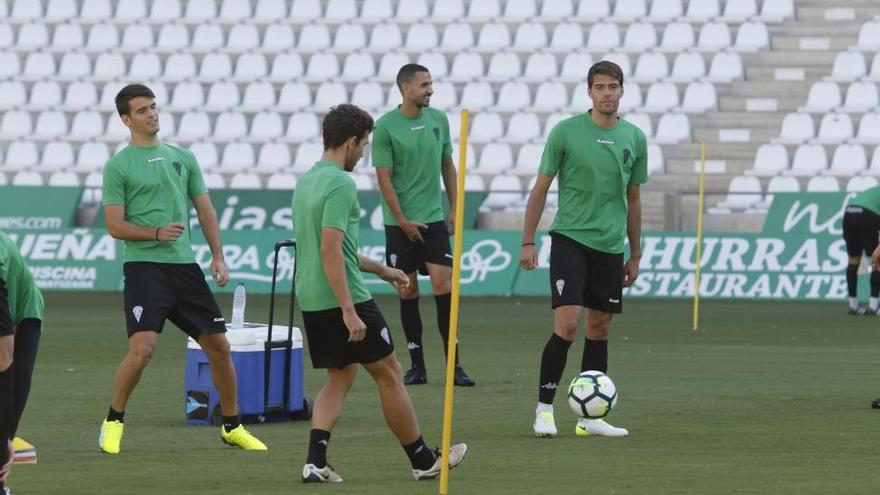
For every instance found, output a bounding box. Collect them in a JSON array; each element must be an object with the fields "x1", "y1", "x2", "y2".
[{"x1": 9, "y1": 293, "x2": 880, "y2": 494}]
